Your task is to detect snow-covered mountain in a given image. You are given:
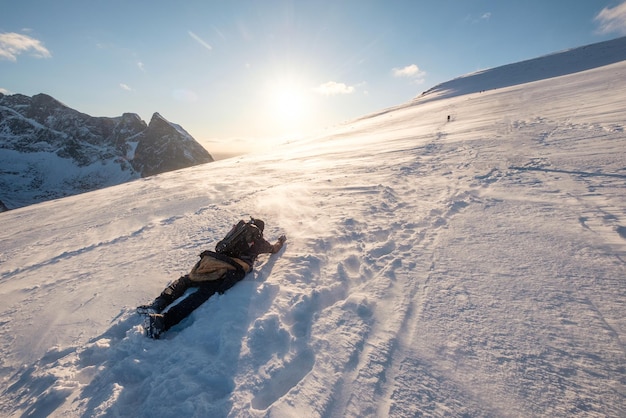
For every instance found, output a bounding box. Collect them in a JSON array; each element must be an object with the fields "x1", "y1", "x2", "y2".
[
  {"x1": 0, "y1": 93, "x2": 214, "y2": 210},
  {"x1": 0, "y1": 37, "x2": 625, "y2": 417},
  {"x1": 419, "y1": 36, "x2": 626, "y2": 101}
]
